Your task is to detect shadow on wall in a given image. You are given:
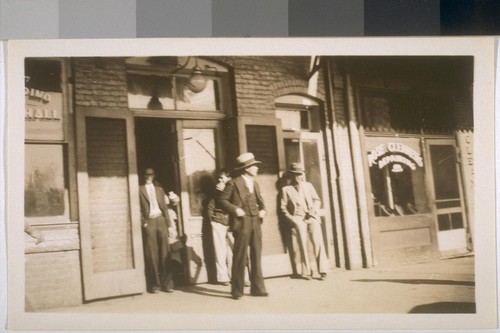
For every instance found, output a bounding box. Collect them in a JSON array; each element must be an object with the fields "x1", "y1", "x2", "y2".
[{"x1": 408, "y1": 301, "x2": 476, "y2": 313}]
